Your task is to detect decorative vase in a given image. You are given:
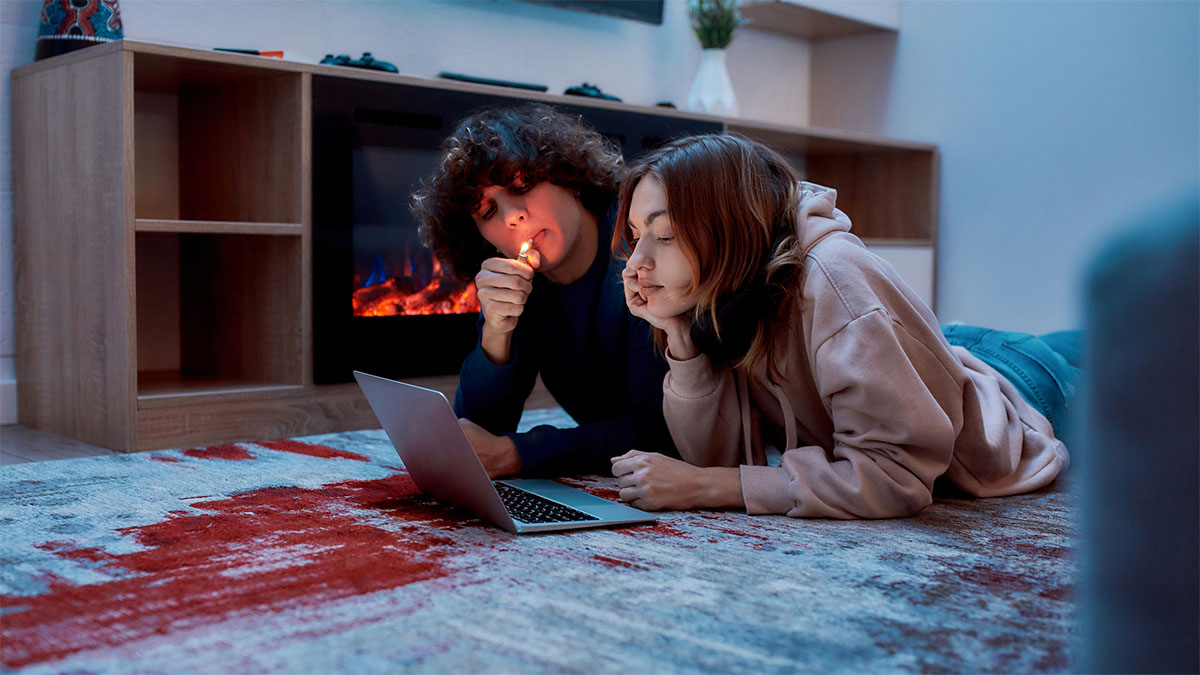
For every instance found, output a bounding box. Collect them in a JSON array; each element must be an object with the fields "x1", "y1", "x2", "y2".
[
  {"x1": 686, "y1": 48, "x2": 738, "y2": 117},
  {"x1": 35, "y1": 0, "x2": 124, "y2": 61}
]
